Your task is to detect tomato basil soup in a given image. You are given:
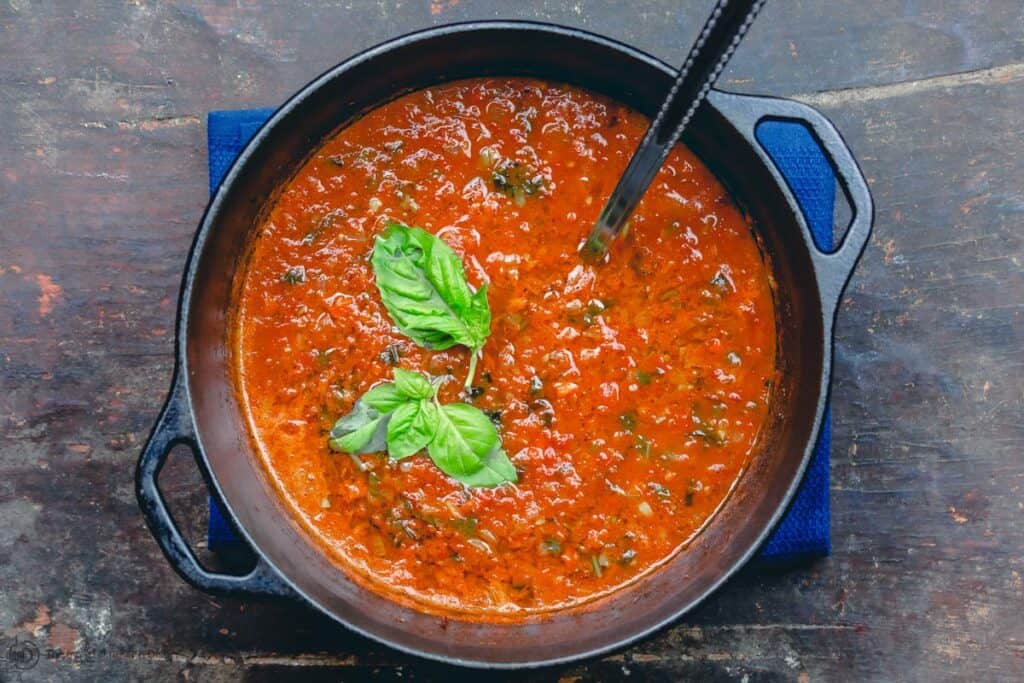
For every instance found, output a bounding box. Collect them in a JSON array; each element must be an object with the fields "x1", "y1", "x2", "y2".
[{"x1": 233, "y1": 78, "x2": 776, "y2": 619}]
